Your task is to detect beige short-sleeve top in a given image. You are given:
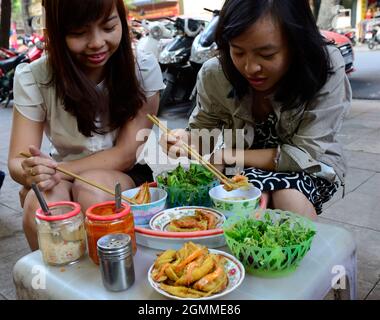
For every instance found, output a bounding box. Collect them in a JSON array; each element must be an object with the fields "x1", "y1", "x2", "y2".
[{"x1": 13, "y1": 51, "x2": 164, "y2": 162}]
